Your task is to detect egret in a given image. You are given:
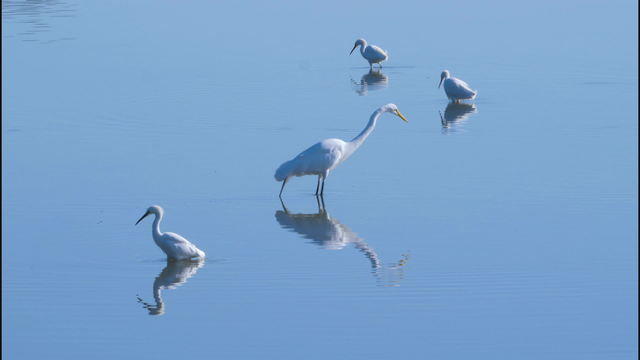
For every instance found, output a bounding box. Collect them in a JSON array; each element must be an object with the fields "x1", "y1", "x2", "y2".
[
  {"x1": 438, "y1": 70, "x2": 477, "y2": 102},
  {"x1": 135, "y1": 205, "x2": 205, "y2": 261},
  {"x1": 350, "y1": 38, "x2": 388, "y2": 69},
  {"x1": 274, "y1": 103, "x2": 408, "y2": 197}
]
